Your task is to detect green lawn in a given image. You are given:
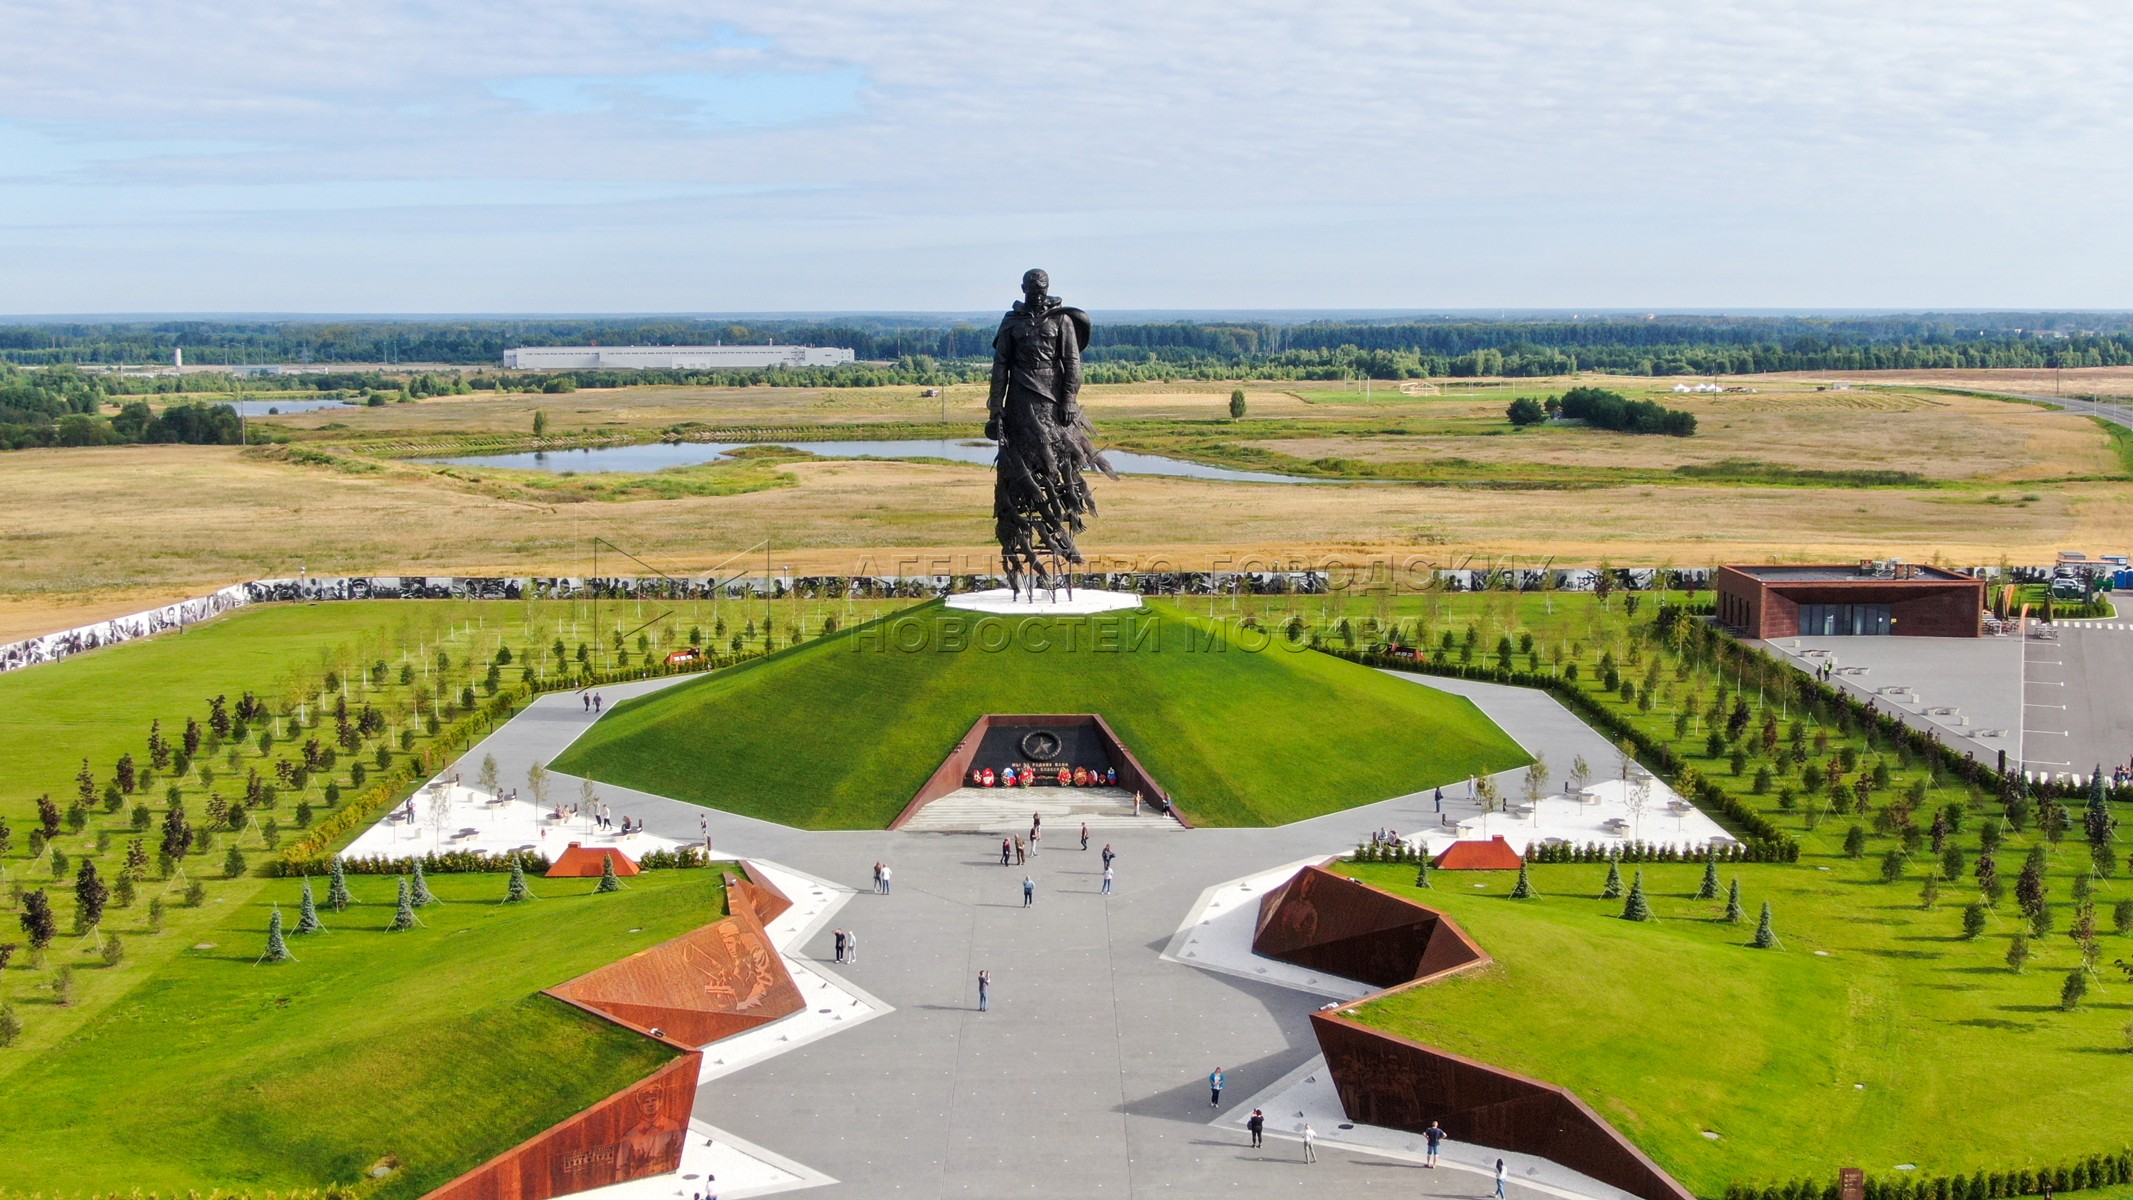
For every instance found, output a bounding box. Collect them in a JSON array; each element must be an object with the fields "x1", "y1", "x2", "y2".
[
  {"x1": 555, "y1": 601, "x2": 1529, "y2": 828},
  {"x1": 1337, "y1": 857, "x2": 2133, "y2": 1196},
  {"x1": 0, "y1": 868, "x2": 724, "y2": 1196},
  {"x1": 0, "y1": 600, "x2": 502, "y2": 826}
]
